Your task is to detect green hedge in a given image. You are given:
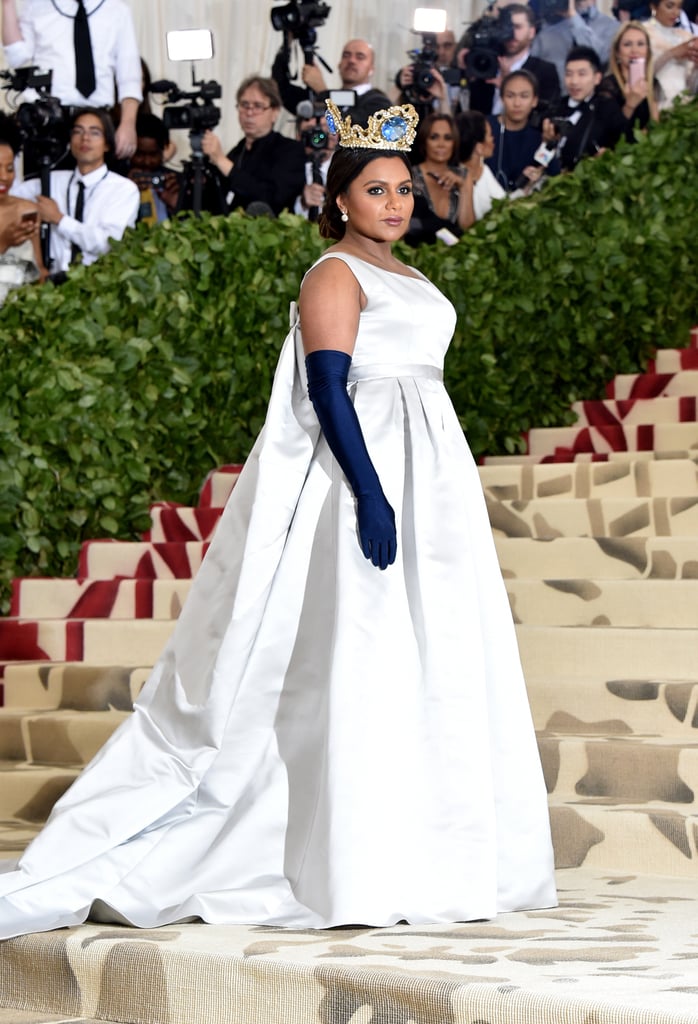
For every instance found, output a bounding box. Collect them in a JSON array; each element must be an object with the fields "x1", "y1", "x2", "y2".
[{"x1": 0, "y1": 98, "x2": 696, "y2": 607}]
